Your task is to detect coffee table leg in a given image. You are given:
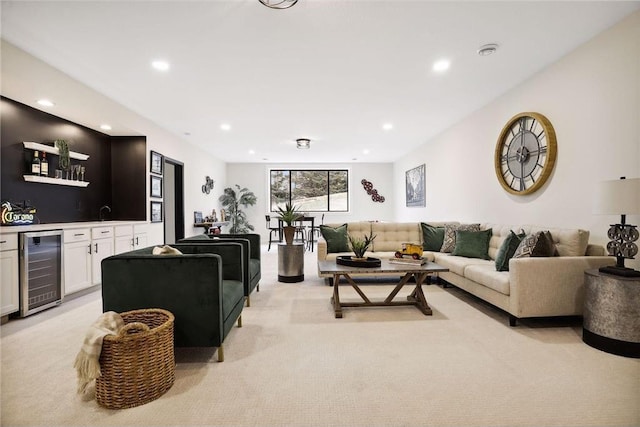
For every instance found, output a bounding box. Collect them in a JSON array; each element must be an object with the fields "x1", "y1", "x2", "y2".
[
  {"x1": 332, "y1": 273, "x2": 343, "y2": 318},
  {"x1": 407, "y1": 273, "x2": 433, "y2": 315}
]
